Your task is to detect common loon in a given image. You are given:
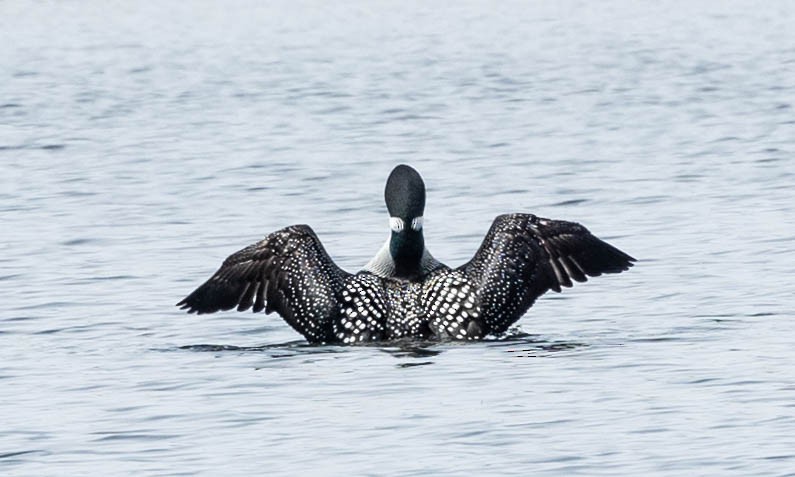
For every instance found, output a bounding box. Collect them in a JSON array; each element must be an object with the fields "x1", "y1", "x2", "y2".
[{"x1": 177, "y1": 165, "x2": 635, "y2": 344}]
